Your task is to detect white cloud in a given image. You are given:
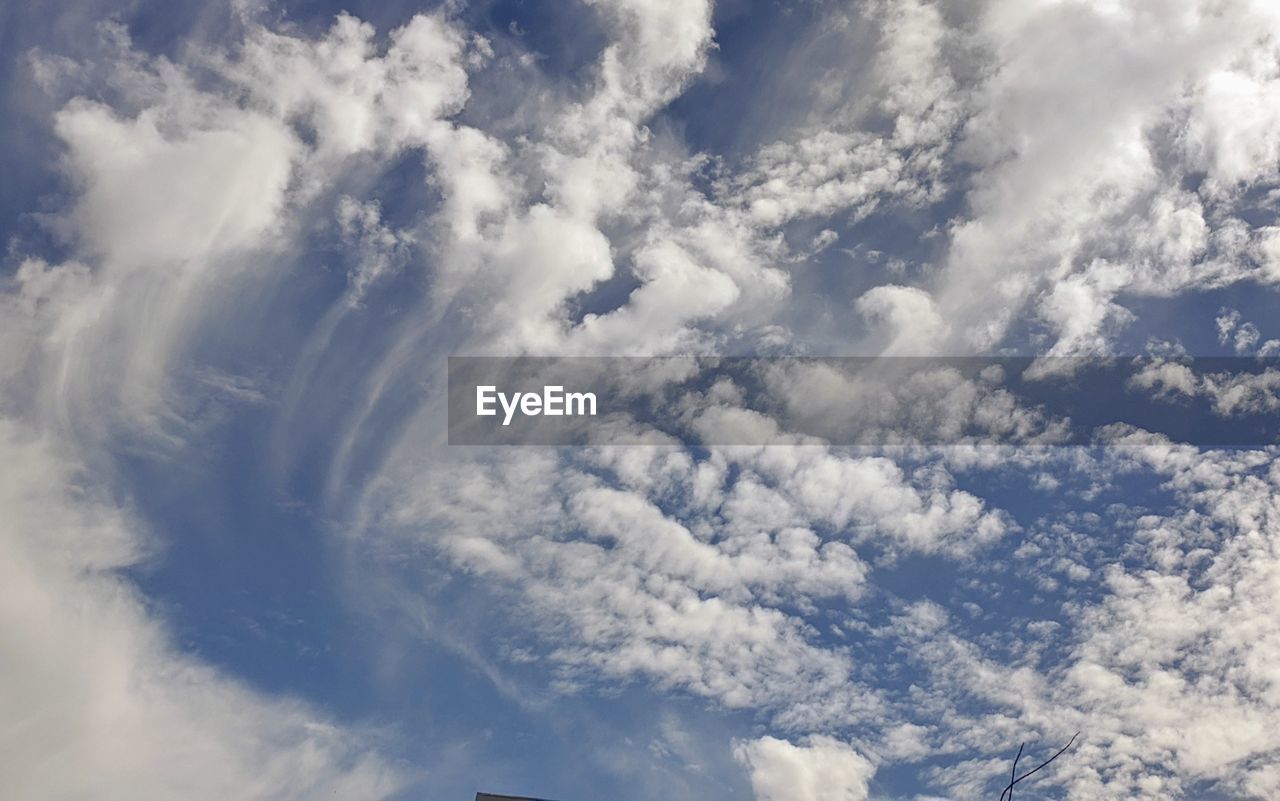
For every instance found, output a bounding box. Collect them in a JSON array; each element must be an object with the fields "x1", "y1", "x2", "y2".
[
  {"x1": 720, "y1": 0, "x2": 962, "y2": 230},
  {"x1": 335, "y1": 196, "x2": 410, "y2": 306},
  {"x1": 855, "y1": 285, "x2": 948, "y2": 356},
  {"x1": 56, "y1": 100, "x2": 297, "y2": 270},
  {"x1": 374, "y1": 447, "x2": 875, "y2": 720},
  {"x1": 0, "y1": 421, "x2": 404, "y2": 801},
  {"x1": 735, "y1": 735, "x2": 876, "y2": 801},
  {"x1": 874, "y1": 444, "x2": 1280, "y2": 800},
  {"x1": 757, "y1": 360, "x2": 1068, "y2": 446},
  {"x1": 1129, "y1": 358, "x2": 1280, "y2": 416},
  {"x1": 1185, "y1": 51, "x2": 1280, "y2": 188},
  {"x1": 224, "y1": 13, "x2": 472, "y2": 161},
  {"x1": 905, "y1": 0, "x2": 1280, "y2": 354}
]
